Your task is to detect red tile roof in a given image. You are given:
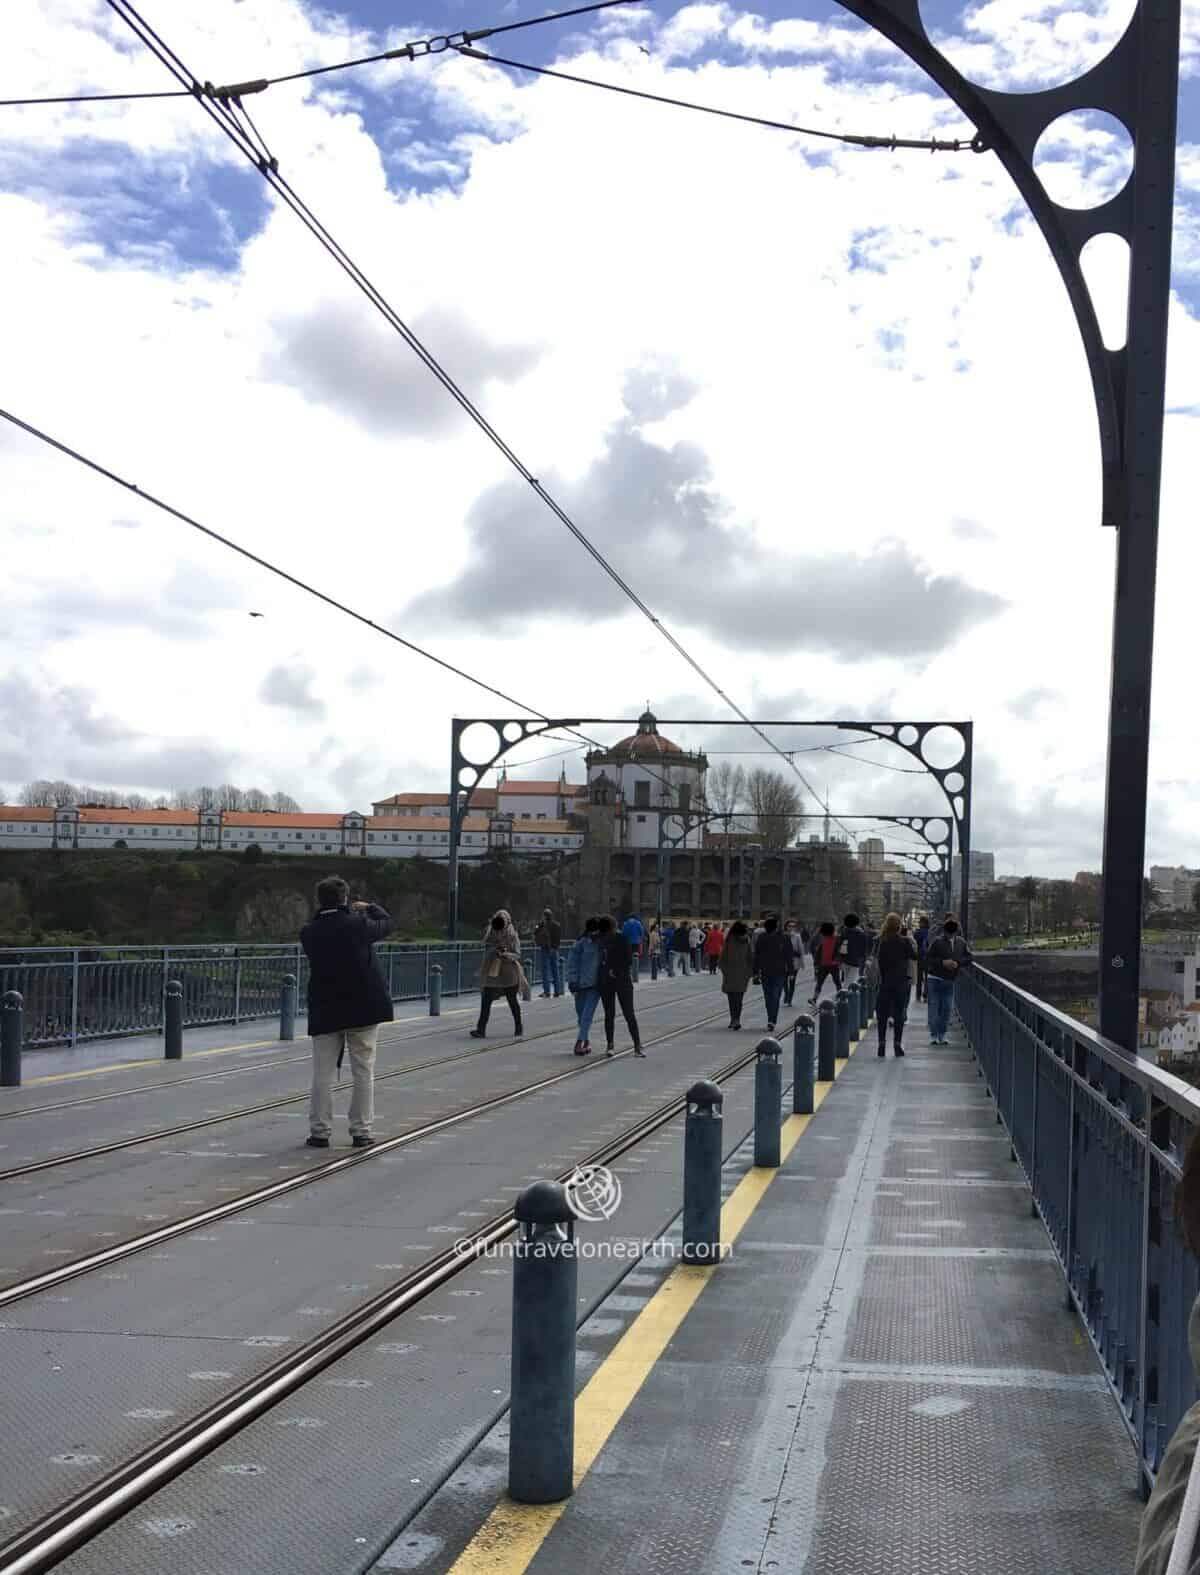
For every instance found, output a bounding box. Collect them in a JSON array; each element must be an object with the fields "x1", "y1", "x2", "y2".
[{"x1": 0, "y1": 806, "x2": 54, "y2": 821}]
